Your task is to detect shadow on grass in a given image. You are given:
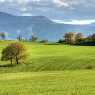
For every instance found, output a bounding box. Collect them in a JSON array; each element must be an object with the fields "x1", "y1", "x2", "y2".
[{"x1": 0, "y1": 64, "x2": 16, "y2": 67}]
